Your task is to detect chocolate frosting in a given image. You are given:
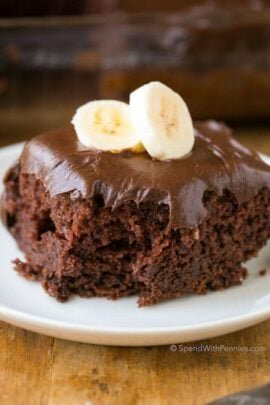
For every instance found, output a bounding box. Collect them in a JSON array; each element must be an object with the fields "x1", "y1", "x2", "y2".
[{"x1": 20, "y1": 121, "x2": 270, "y2": 227}]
